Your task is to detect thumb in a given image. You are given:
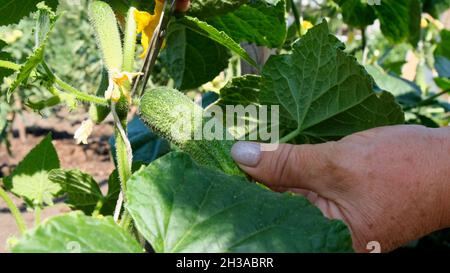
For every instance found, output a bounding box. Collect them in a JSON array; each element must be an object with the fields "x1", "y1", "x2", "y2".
[{"x1": 231, "y1": 141, "x2": 337, "y2": 195}]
